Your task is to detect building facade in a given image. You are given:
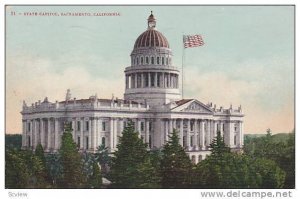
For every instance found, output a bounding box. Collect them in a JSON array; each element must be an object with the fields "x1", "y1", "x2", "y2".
[{"x1": 21, "y1": 13, "x2": 244, "y2": 164}]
